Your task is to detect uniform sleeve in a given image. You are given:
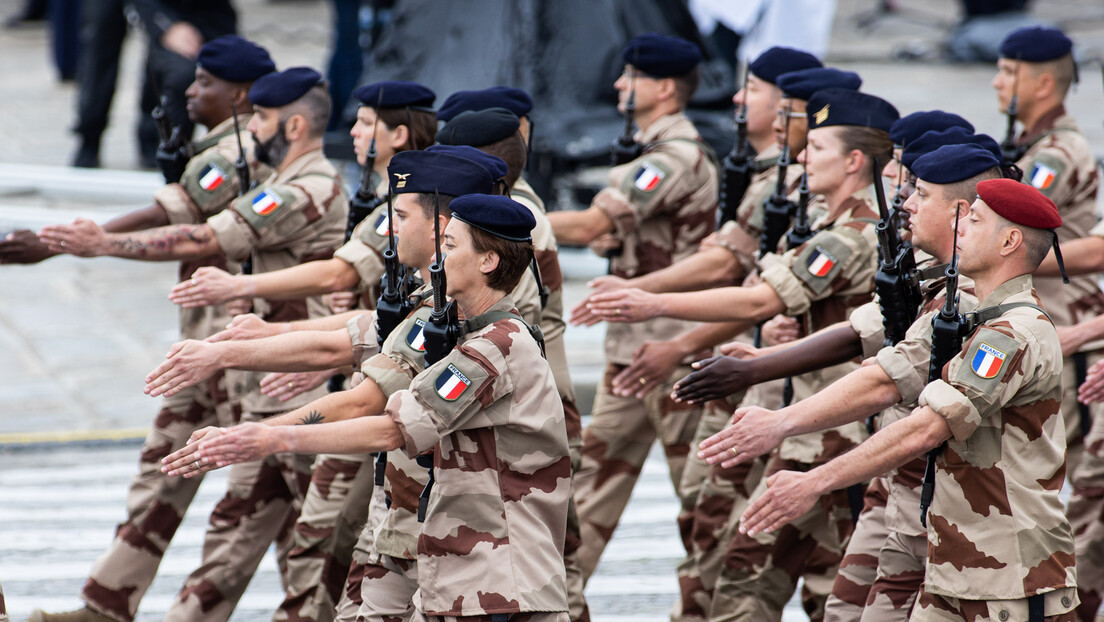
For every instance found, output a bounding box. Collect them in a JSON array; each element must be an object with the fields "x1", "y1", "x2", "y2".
[
  {"x1": 593, "y1": 148, "x2": 694, "y2": 238},
  {"x1": 1089, "y1": 218, "x2": 1104, "y2": 238},
  {"x1": 699, "y1": 220, "x2": 758, "y2": 275},
  {"x1": 917, "y1": 325, "x2": 1031, "y2": 442},
  {"x1": 333, "y1": 204, "x2": 390, "y2": 291},
  {"x1": 509, "y1": 265, "x2": 543, "y2": 326},
  {"x1": 876, "y1": 336, "x2": 934, "y2": 406},
  {"x1": 849, "y1": 301, "x2": 887, "y2": 359},
  {"x1": 346, "y1": 311, "x2": 379, "y2": 371},
  {"x1": 386, "y1": 333, "x2": 516, "y2": 457},
  {"x1": 760, "y1": 224, "x2": 878, "y2": 316},
  {"x1": 1022, "y1": 145, "x2": 1075, "y2": 207},
  {"x1": 206, "y1": 178, "x2": 339, "y2": 263}
]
